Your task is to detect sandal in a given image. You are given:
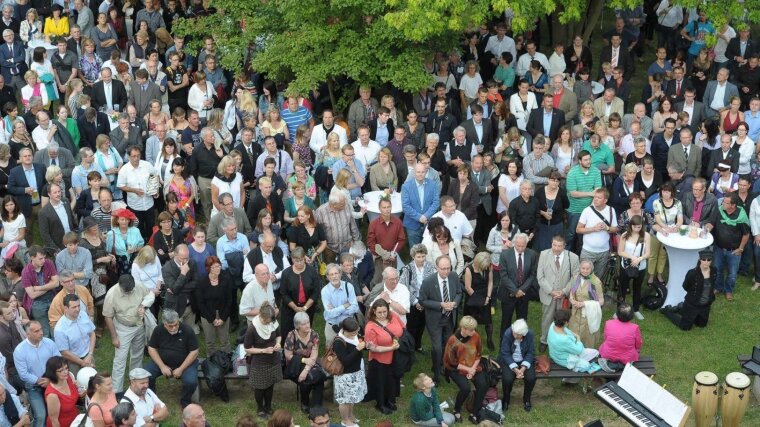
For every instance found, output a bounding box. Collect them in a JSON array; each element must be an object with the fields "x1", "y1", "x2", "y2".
[
  {"x1": 453, "y1": 412, "x2": 462, "y2": 423},
  {"x1": 468, "y1": 413, "x2": 479, "y2": 424}
]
